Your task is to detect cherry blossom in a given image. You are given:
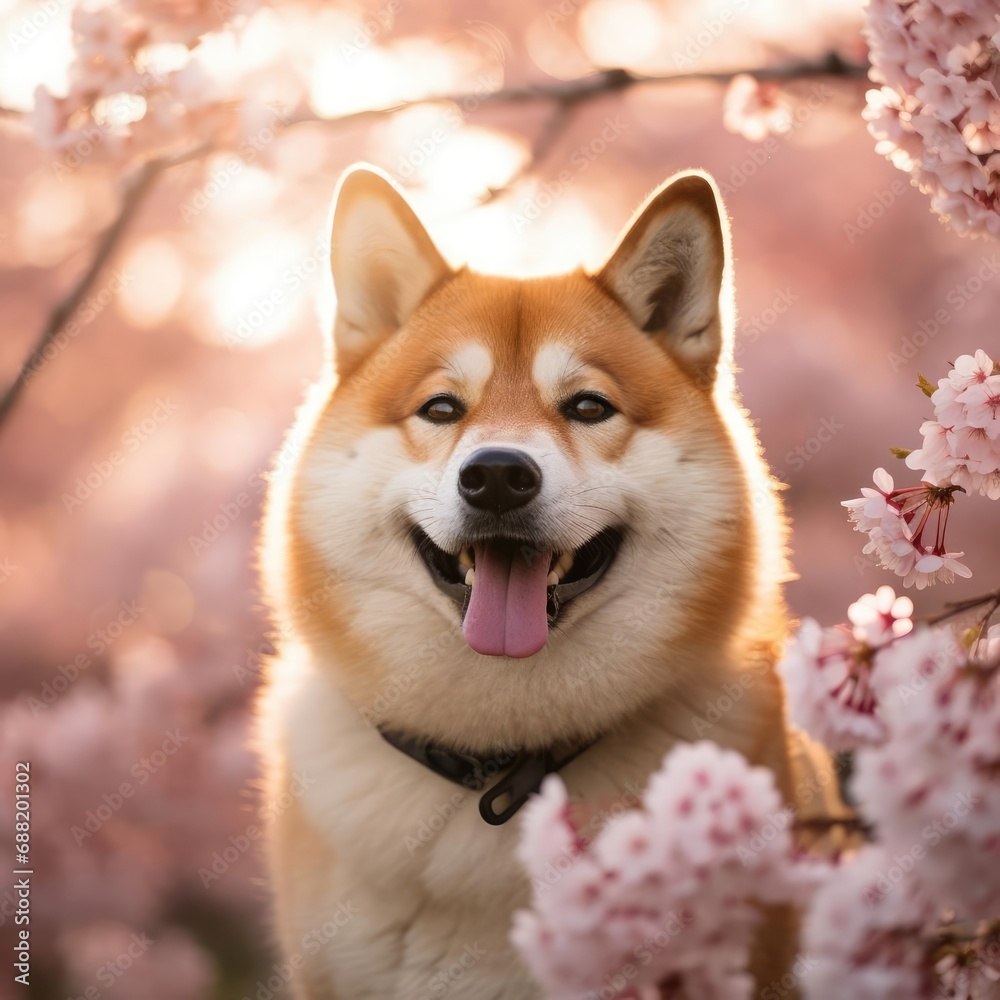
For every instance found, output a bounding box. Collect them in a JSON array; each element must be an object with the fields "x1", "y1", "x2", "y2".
[
  {"x1": 948, "y1": 349, "x2": 998, "y2": 389},
  {"x1": 518, "y1": 583, "x2": 1000, "y2": 998},
  {"x1": 842, "y1": 468, "x2": 971, "y2": 588},
  {"x1": 762, "y1": 605, "x2": 1000, "y2": 996},
  {"x1": 722, "y1": 74, "x2": 793, "y2": 142},
  {"x1": 0, "y1": 662, "x2": 259, "y2": 994},
  {"x1": 960, "y1": 378, "x2": 1000, "y2": 435},
  {"x1": 976, "y1": 623, "x2": 1000, "y2": 664},
  {"x1": 778, "y1": 617, "x2": 886, "y2": 751},
  {"x1": 517, "y1": 774, "x2": 582, "y2": 885},
  {"x1": 905, "y1": 420, "x2": 961, "y2": 487},
  {"x1": 778, "y1": 587, "x2": 912, "y2": 751},
  {"x1": 855, "y1": 625, "x2": 1000, "y2": 922},
  {"x1": 907, "y1": 351, "x2": 1000, "y2": 499},
  {"x1": 511, "y1": 743, "x2": 816, "y2": 1000},
  {"x1": 801, "y1": 845, "x2": 938, "y2": 1000},
  {"x1": 28, "y1": 0, "x2": 272, "y2": 167},
  {"x1": 842, "y1": 466, "x2": 897, "y2": 533},
  {"x1": 847, "y1": 584, "x2": 914, "y2": 646},
  {"x1": 863, "y1": 0, "x2": 1000, "y2": 237}
]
